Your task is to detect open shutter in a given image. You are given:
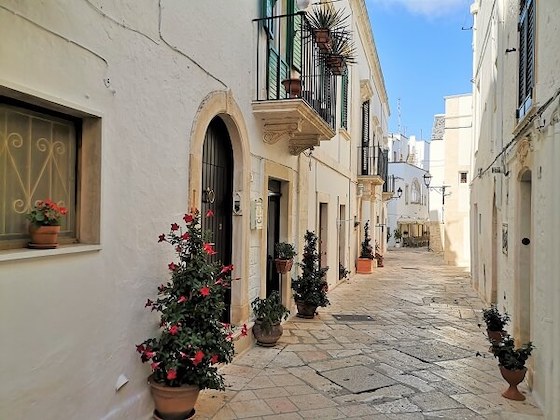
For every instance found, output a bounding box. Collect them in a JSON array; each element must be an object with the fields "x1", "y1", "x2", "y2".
[
  {"x1": 361, "y1": 101, "x2": 370, "y2": 175},
  {"x1": 341, "y1": 73, "x2": 349, "y2": 129},
  {"x1": 517, "y1": 0, "x2": 535, "y2": 117},
  {"x1": 268, "y1": 48, "x2": 288, "y2": 99},
  {"x1": 262, "y1": 0, "x2": 275, "y2": 38}
]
